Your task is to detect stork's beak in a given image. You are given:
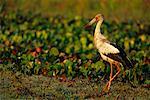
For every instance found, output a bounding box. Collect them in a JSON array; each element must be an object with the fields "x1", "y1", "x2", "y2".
[{"x1": 84, "y1": 18, "x2": 96, "y2": 29}]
